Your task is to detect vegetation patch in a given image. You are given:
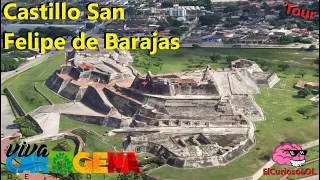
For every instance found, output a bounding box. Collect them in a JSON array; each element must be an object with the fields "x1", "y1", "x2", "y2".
[
  {"x1": 1, "y1": 54, "x2": 66, "y2": 113},
  {"x1": 13, "y1": 116, "x2": 40, "y2": 137},
  {"x1": 1, "y1": 51, "x2": 31, "y2": 72}
]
